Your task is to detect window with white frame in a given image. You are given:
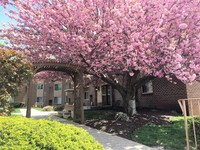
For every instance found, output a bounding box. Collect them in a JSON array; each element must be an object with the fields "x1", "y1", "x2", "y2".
[
  {"x1": 142, "y1": 81, "x2": 153, "y2": 94},
  {"x1": 36, "y1": 97, "x2": 43, "y2": 102},
  {"x1": 37, "y1": 84, "x2": 43, "y2": 90},
  {"x1": 54, "y1": 97, "x2": 62, "y2": 104},
  {"x1": 54, "y1": 83, "x2": 62, "y2": 91}
]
